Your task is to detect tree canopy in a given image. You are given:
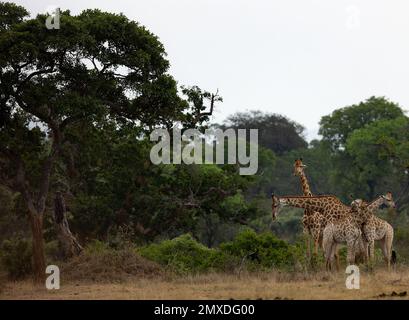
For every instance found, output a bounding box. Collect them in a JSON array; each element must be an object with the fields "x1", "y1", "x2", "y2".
[
  {"x1": 319, "y1": 96, "x2": 405, "y2": 152},
  {"x1": 220, "y1": 110, "x2": 307, "y2": 155},
  {"x1": 0, "y1": 3, "x2": 226, "y2": 280}
]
